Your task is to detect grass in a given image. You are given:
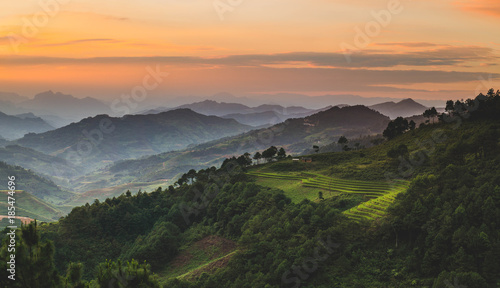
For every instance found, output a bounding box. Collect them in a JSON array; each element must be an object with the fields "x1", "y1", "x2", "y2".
[
  {"x1": 255, "y1": 177, "x2": 339, "y2": 203},
  {"x1": 248, "y1": 170, "x2": 409, "y2": 221}
]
